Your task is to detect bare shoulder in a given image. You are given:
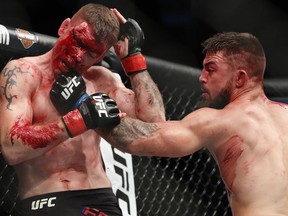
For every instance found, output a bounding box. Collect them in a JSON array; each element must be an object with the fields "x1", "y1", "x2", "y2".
[
  {"x1": 2, "y1": 57, "x2": 41, "y2": 78},
  {"x1": 183, "y1": 107, "x2": 227, "y2": 125},
  {"x1": 3, "y1": 57, "x2": 32, "y2": 70},
  {"x1": 0, "y1": 58, "x2": 40, "y2": 97},
  {"x1": 85, "y1": 66, "x2": 124, "y2": 84},
  {"x1": 84, "y1": 65, "x2": 126, "y2": 94},
  {"x1": 181, "y1": 107, "x2": 237, "y2": 146},
  {"x1": 182, "y1": 107, "x2": 225, "y2": 130}
]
